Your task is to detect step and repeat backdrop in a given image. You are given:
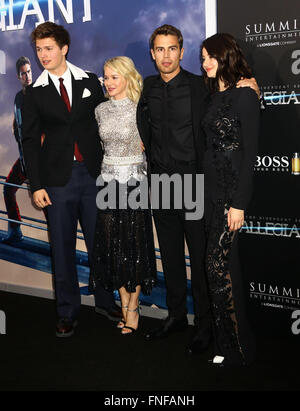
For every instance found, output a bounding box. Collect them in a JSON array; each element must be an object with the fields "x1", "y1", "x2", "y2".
[
  {"x1": 0, "y1": 0, "x2": 298, "y2": 336},
  {"x1": 218, "y1": 0, "x2": 300, "y2": 336},
  {"x1": 0, "y1": 0, "x2": 207, "y2": 313}
]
